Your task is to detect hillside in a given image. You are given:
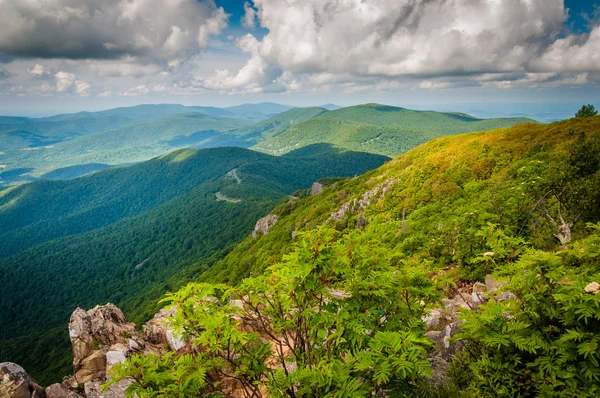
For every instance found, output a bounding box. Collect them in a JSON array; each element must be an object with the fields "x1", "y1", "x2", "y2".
[
  {"x1": 230, "y1": 106, "x2": 329, "y2": 143},
  {"x1": 133, "y1": 116, "x2": 599, "y2": 396},
  {"x1": 0, "y1": 145, "x2": 388, "y2": 385},
  {"x1": 0, "y1": 112, "x2": 251, "y2": 182},
  {"x1": 253, "y1": 103, "x2": 535, "y2": 157},
  {"x1": 208, "y1": 116, "x2": 599, "y2": 283},
  {"x1": 0, "y1": 103, "x2": 294, "y2": 185}
]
